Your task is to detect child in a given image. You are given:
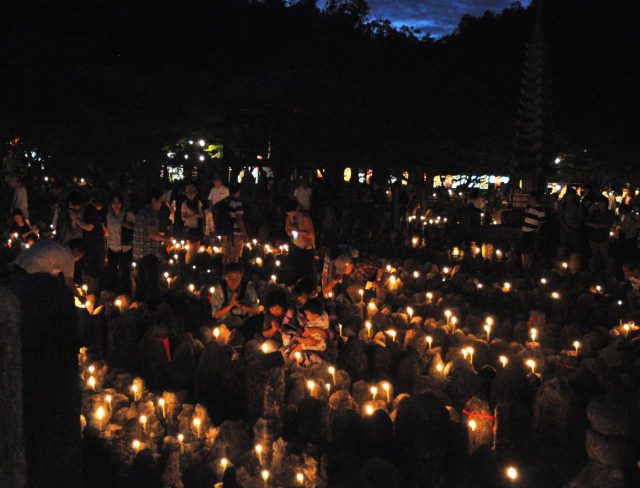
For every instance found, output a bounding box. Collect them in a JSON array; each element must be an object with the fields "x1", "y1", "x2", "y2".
[
  {"x1": 10, "y1": 209, "x2": 38, "y2": 242},
  {"x1": 288, "y1": 299, "x2": 330, "y2": 364}
]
